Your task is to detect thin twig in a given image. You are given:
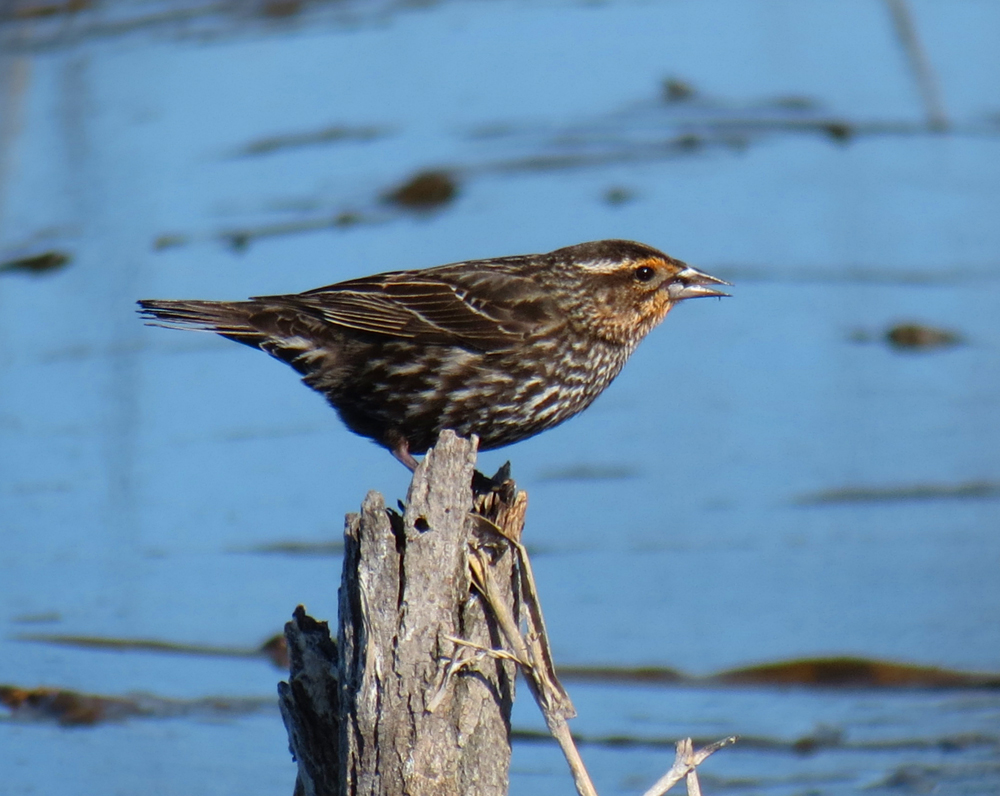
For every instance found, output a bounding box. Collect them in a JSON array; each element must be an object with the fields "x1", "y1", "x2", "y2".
[
  {"x1": 686, "y1": 768, "x2": 703, "y2": 796},
  {"x1": 549, "y1": 719, "x2": 600, "y2": 796},
  {"x1": 641, "y1": 736, "x2": 738, "y2": 796},
  {"x1": 469, "y1": 546, "x2": 574, "y2": 719},
  {"x1": 508, "y1": 537, "x2": 575, "y2": 717},
  {"x1": 884, "y1": 0, "x2": 948, "y2": 130},
  {"x1": 470, "y1": 543, "x2": 596, "y2": 795},
  {"x1": 468, "y1": 498, "x2": 735, "y2": 796}
]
